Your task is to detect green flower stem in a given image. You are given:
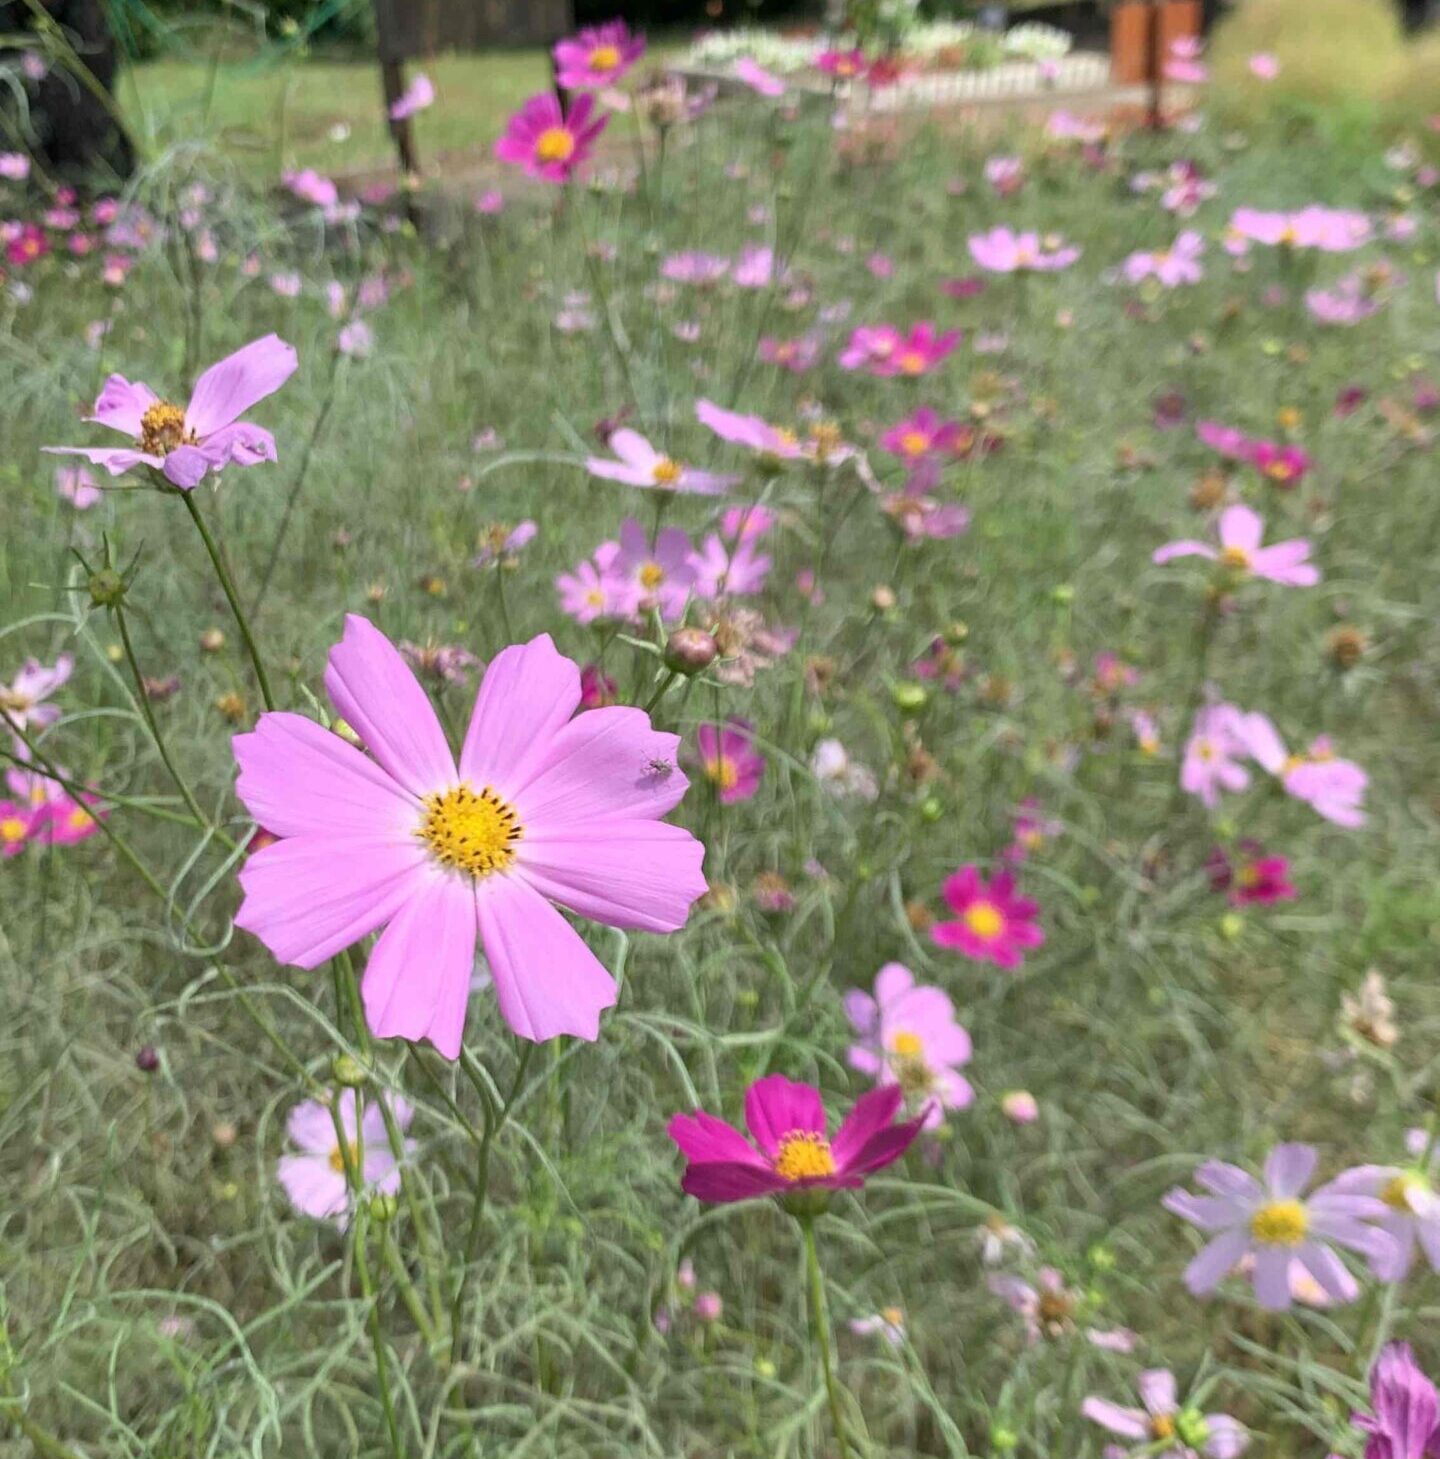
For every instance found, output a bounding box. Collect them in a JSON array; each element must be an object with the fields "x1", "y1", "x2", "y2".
[
  {"x1": 799, "y1": 1215, "x2": 853, "y2": 1459},
  {"x1": 179, "y1": 488, "x2": 275, "y2": 712}
]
